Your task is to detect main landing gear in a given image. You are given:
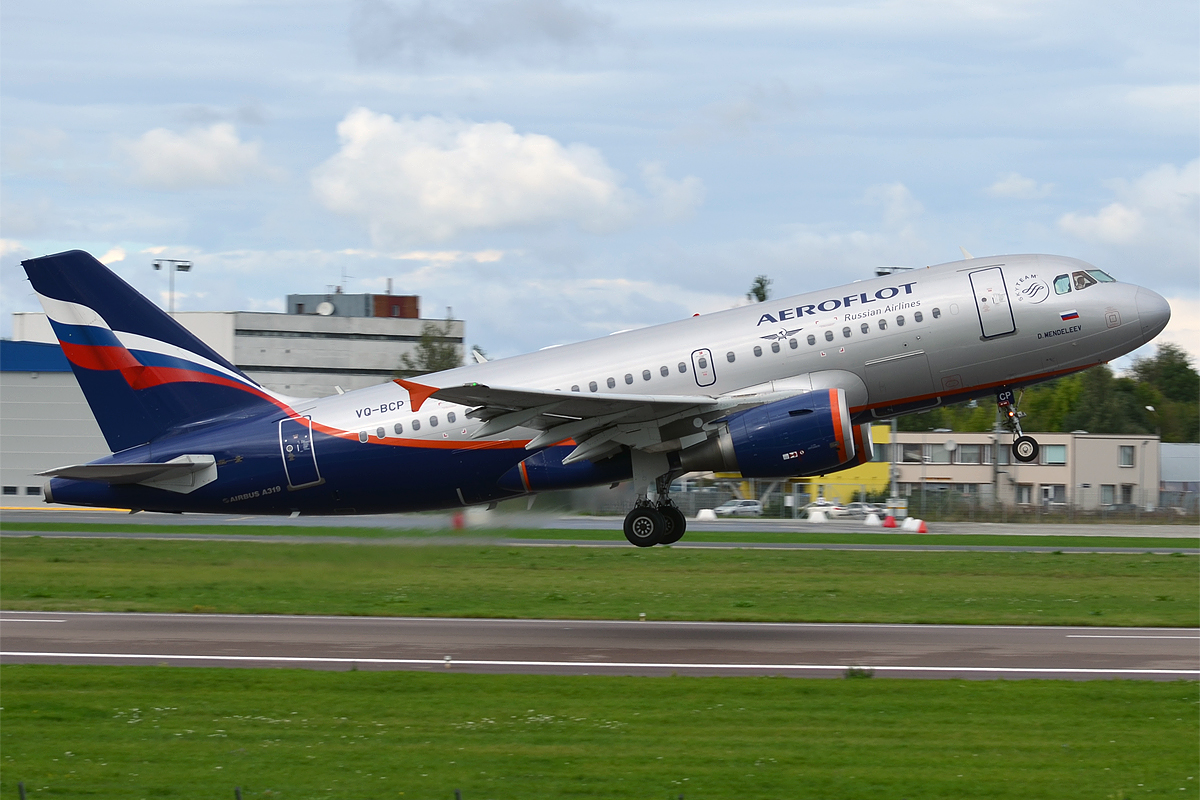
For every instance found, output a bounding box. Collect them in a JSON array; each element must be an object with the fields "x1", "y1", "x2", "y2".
[
  {"x1": 623, "y1": 473, "x2": 687, "y2": 547},
  {"x1": 997, "y1": 388, "x2": 1039, "y2": 463}
]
